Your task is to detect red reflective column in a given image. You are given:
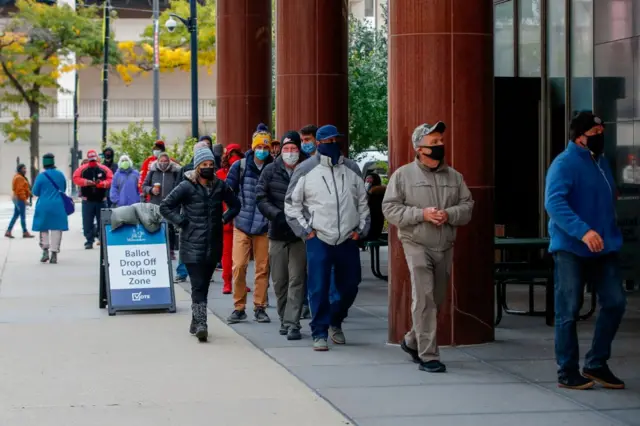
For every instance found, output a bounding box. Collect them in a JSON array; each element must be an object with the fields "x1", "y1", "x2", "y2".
[
  {"x1": 216, "y1": 0, "x2": 272, "y2": 150},
  {"x1": 275, "y1": 0, "x2": 348, "y2": 149},
  {"x1": 387, "y1": 0, "x2": 495, "y2": 345}
]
